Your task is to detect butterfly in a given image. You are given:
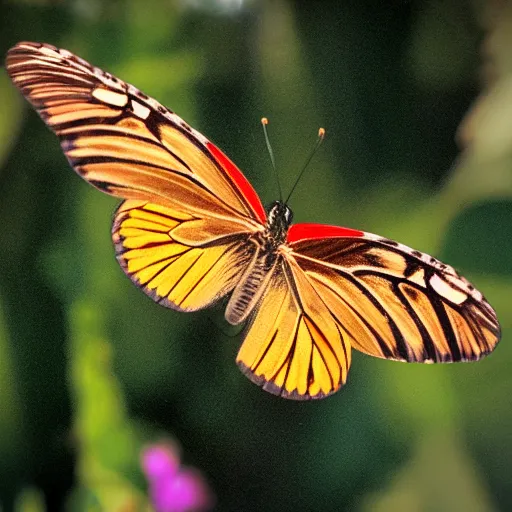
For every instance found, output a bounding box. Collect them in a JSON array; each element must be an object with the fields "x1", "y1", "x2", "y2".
[{"x1": 6, "y1": 42, "x2": 501, "y2": 400}]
